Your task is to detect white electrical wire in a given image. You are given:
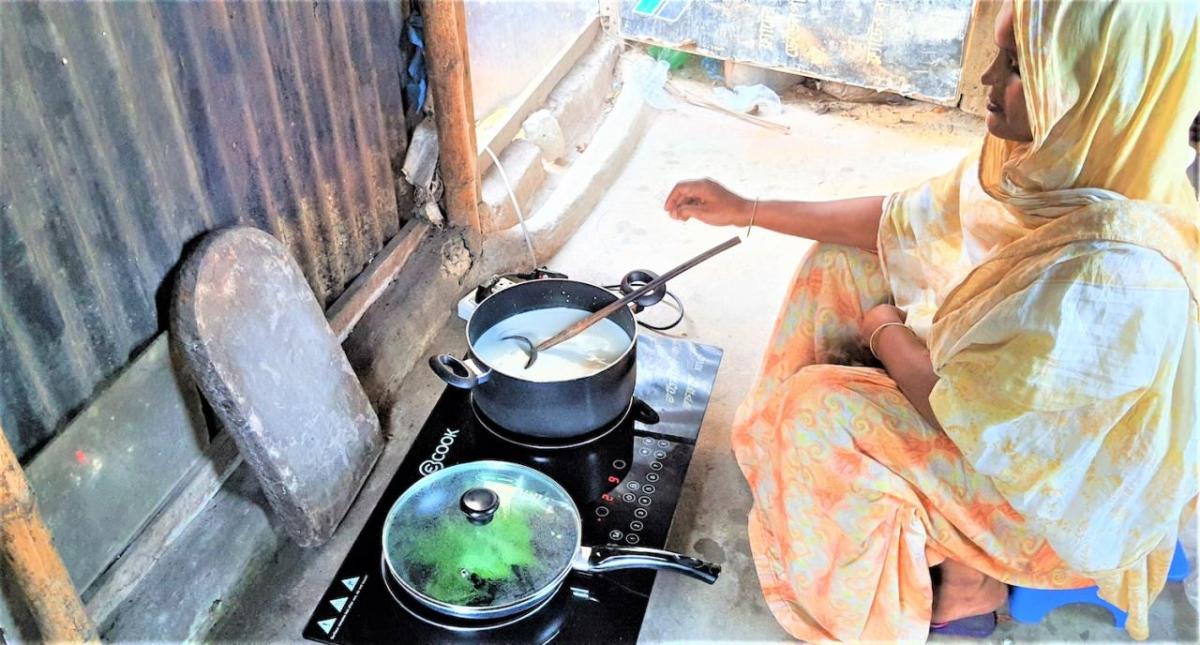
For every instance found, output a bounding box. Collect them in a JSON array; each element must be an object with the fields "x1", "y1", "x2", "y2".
[{"x1": 483, "y1": 146, "x2": 538, "y2": 271}]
